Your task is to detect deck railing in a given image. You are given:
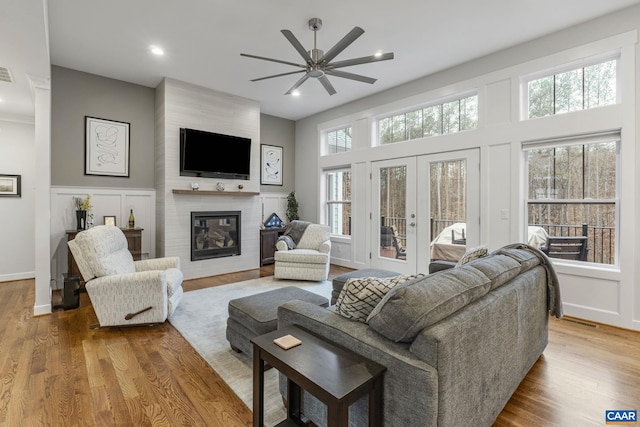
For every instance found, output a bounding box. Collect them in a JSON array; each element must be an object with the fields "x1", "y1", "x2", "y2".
[{"x1": 381, "y1": 217, "x2": 615, "y2": 265}]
